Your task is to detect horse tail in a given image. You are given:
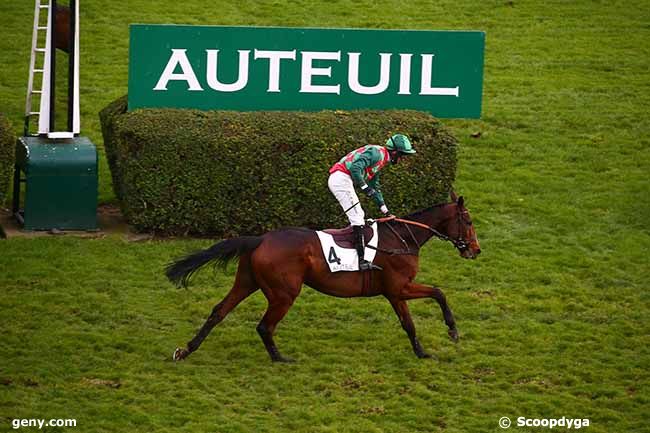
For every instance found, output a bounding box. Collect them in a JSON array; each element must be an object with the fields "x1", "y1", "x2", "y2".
[{"x1": 165, "y1": 236, "x2": 263, "y2": 288}]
